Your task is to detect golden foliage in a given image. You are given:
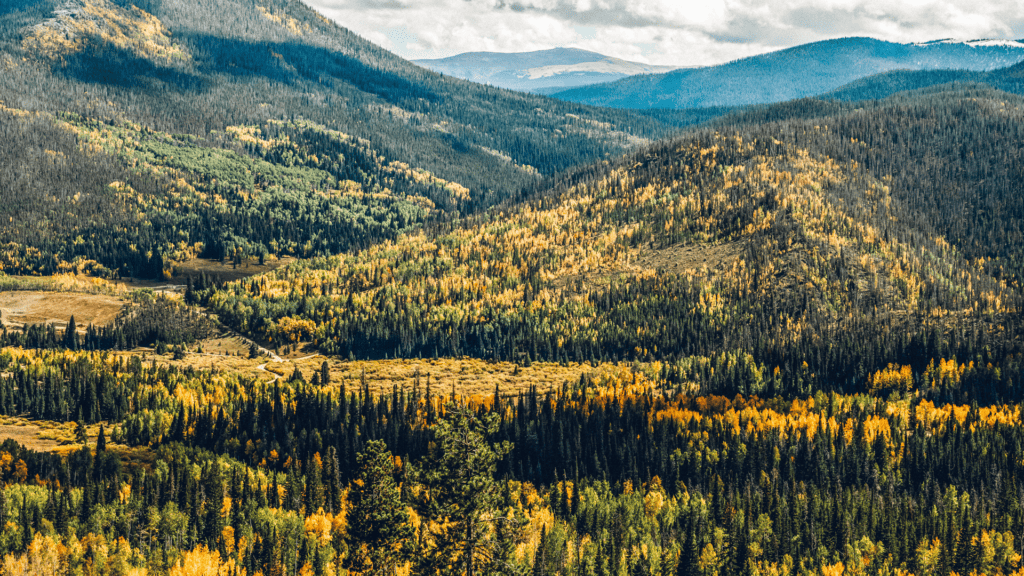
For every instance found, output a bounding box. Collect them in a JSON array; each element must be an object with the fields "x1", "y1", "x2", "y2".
[
  {"x1": 1, "y1": 534, "x2": 69, "y2": 576},
  {"x1": 23, "y1": 0, "x2": 189, "y2": 63},
  {"x1": 169, "y1": 545, "x2": 242, "y2": 576}
]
